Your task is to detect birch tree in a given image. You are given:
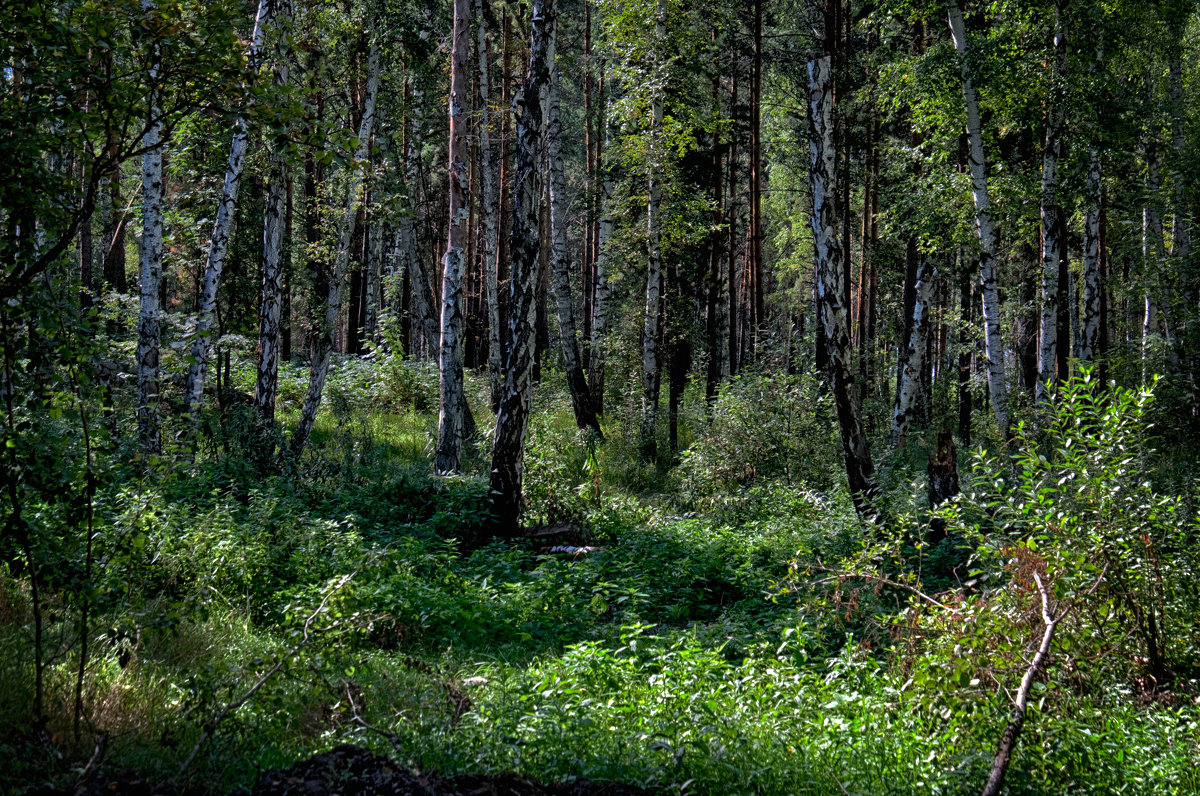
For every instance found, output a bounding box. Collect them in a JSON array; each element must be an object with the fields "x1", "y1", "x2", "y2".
[
  {"x1": 475, "y1": 0, "x2": 504, "y2": 413},
  {"x1": 1036, "y1": 0, "x2": 1068, "y2": 404},
  {"x1": 136, "y1": 0, "x2": 164, "y2": 456},
  {"x1": 434, "y1": 0, "x2": 472, "y2": 474},
  {"x1": 639, "y1": 0, "x2": 667, "y2": 459},
  {"x1": 253, "y1": 0, "x2": 295, "y2": 424},
  {"x1": 891, "y1": 254, "x2": 936, "y2": 451},
  {"x1": 184, "y1": 0, "x2": 274, "y2": 426},
  {"x1": 808, "y1": 26, "x2": 878, "y2": 519},
  {"x1": 290, "y1": 37, "x2": 381, "y2": 457},
  {"x1": 948, "y1": 0, "x2": 1009, "y2": 437},
  {"x1": 490, "y1": 0, "x2": 555, "y2": 534}
]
